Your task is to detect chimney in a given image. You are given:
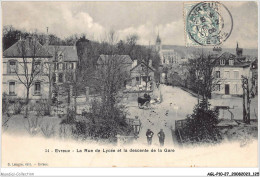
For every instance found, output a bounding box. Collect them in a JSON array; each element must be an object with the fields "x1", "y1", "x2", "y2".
[
  {"x1": 132, "y1": 60, "x2": 138, "y2": 68},
  {"x1": 45, "y1": 27, "x2": 49, "y2": 46}
]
